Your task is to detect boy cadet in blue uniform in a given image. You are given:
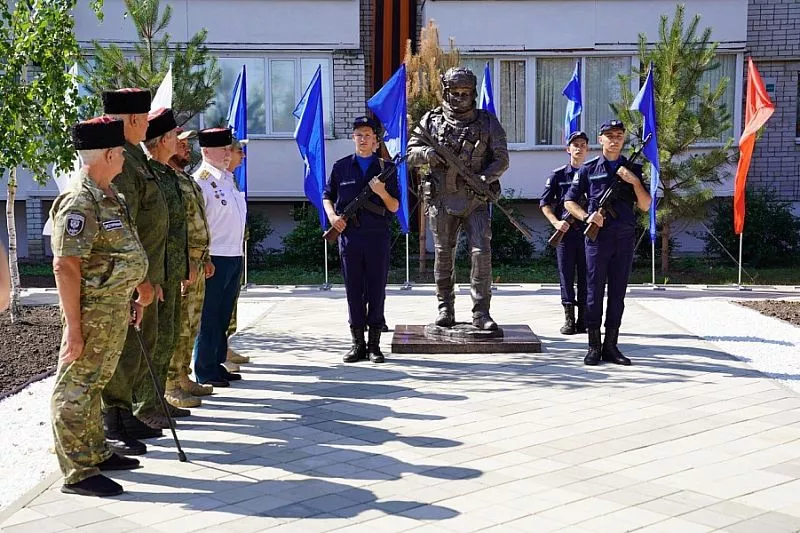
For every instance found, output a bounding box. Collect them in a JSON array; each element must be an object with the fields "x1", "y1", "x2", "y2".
[
  {"x1": 323, "y1": 116, "x2": 399, "y2": 364},
  {"x1": 540, "y1": 131, "x2": 589, "y2": 335},
  {"x1": 564, "y1": 120, "x2": 651, "y2": 366}
]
